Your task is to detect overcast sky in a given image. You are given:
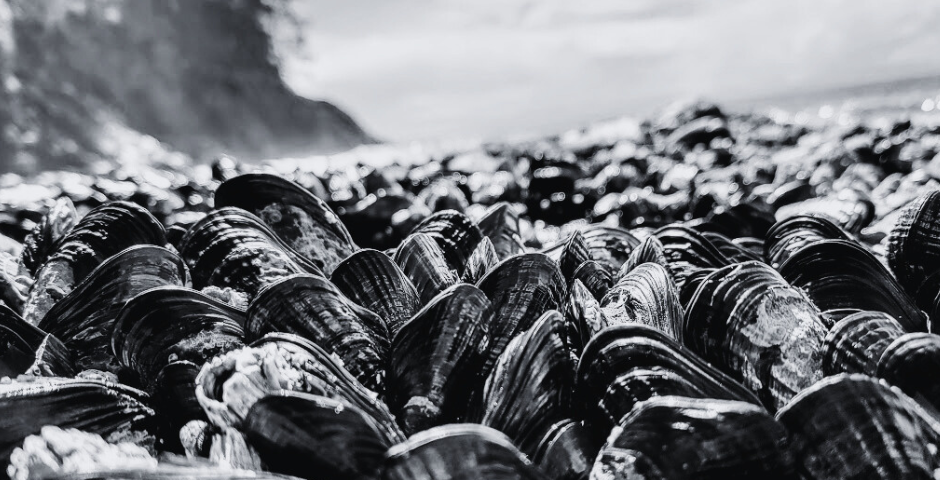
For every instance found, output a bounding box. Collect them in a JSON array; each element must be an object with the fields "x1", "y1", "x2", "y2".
[{"x1": 281, "y1": 0, "x2": 940, "y2": 142}]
